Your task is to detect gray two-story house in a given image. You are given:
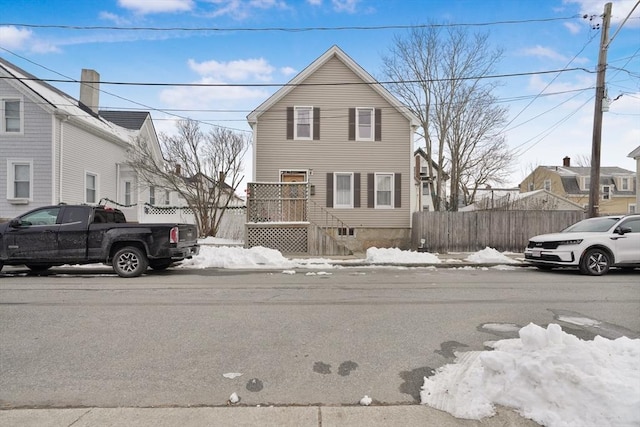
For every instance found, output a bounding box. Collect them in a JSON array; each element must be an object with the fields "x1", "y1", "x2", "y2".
[
  {"x1": 246, "y1": 46, "x2": 420, "y2": 254},
  {"x1": 0, "y1": 57, "x2": 163, "y2": 222}
]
